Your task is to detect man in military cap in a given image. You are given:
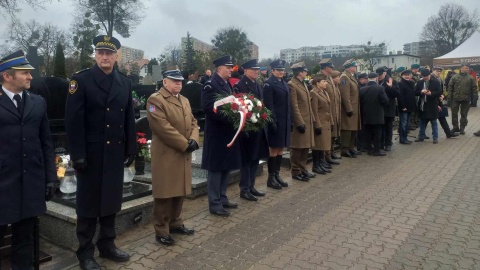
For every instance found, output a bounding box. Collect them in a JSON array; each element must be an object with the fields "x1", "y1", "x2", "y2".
[
  {"x1": 256, "y1": 67, "x2": 268, "y2": 87},
  {"x1": 233, "y1": 59, "x2": 269, "y2": 201},
  {"x1": 411, "y1": 64, "x2": 421, "y2": 83},
  {"x1": 146, "y1": 70, "x2": 199, "y2": 246},
  {"x1": 339, "y1": 59, "x2": 361, "y2": 158},
  {"x1": 377, "y1": 67, "x2": 400, "y2": 152},
  {"x1": 288, "y1": 61, "x2": 315, "y2": 181},
  {"x1": 65, "y1": 35, "x2": 137, "y2": 270},
  {"x1": 358, "y1": 73, "x2": 368, "y2": 87},
  {"x1": 0, "y1": 50, "x2": 56, "y2": 270},
  {"x1": 320, "y1": 61, "x2": 342, "y2": 162},
  {"x1": 448, "y1": 64, "x2": 478, "y2": 134},
  {"x1": 201, "y1": 55, "x2": 242, "y2": 217}
]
